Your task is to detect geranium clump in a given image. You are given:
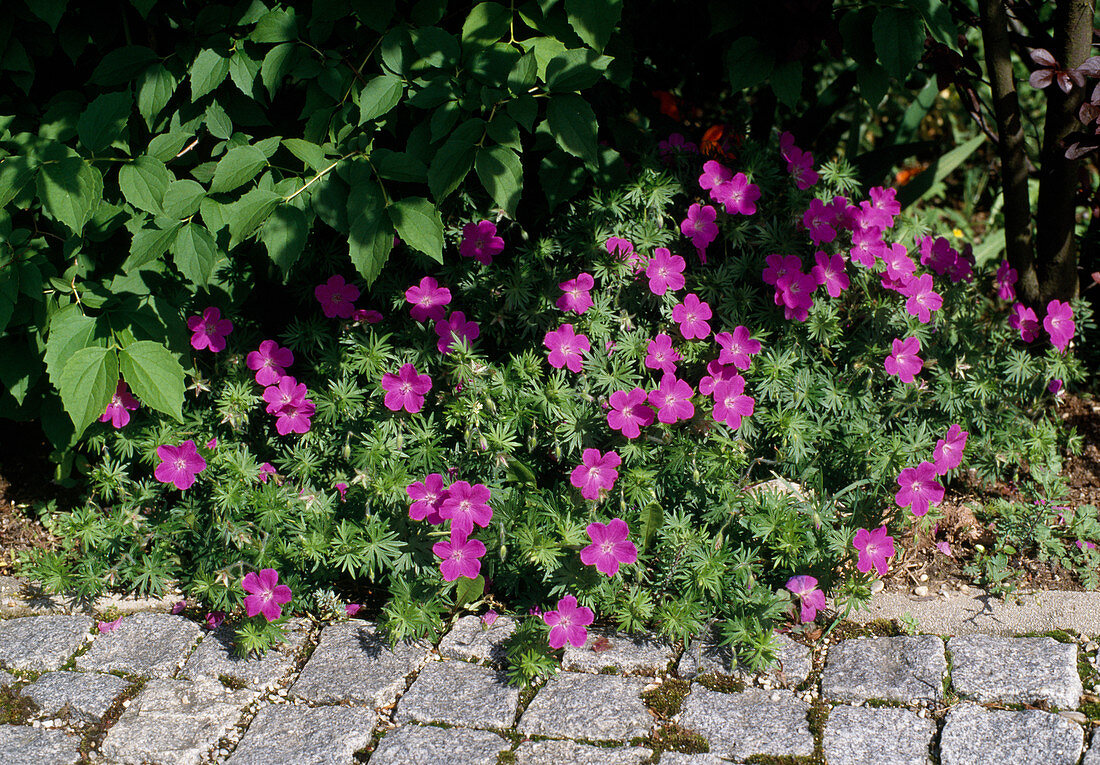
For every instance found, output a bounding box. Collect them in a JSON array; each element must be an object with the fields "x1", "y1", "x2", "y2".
[
  {"x1": 242, "y1": 569, "x2": 292, "y2": 622},
  {"x1": 187, "y1": 307, "x2": 233, "y2": 352},
  {"x1": 153, "y1": 440, "x2": 206, "y2": 490},
  {"x1": 100, "y1": 381, "x2": 140, "y2": 428}
]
